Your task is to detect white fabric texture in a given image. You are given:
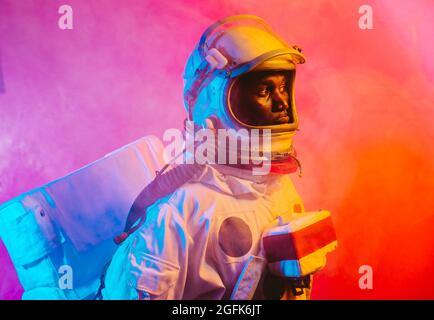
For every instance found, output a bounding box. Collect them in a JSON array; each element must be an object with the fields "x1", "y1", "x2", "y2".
[{"x1": 102, "y1": 164, "x2": 304, "y2": 300}]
